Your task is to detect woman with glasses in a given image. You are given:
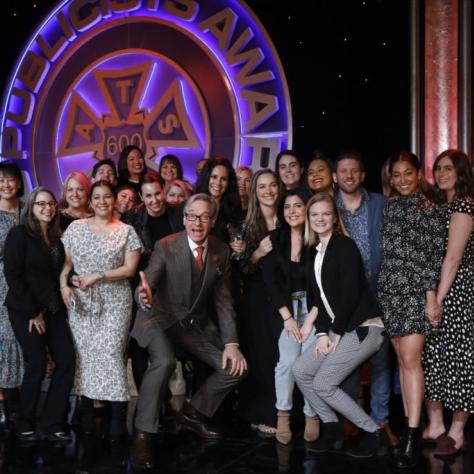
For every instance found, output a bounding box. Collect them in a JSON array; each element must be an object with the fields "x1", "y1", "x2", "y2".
[
  {"x1": 60, "y1": 180, "x2": 141, "y2": 441},
  {"x1": 0, "y1": 162, "x2": 24, "y2": 430},
  {"x1": 4, "y1": 188, "x2": 75, "y2": 442},
  {"x1": 58, "y1": 172, "x2": 92, "y2": 232}
]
